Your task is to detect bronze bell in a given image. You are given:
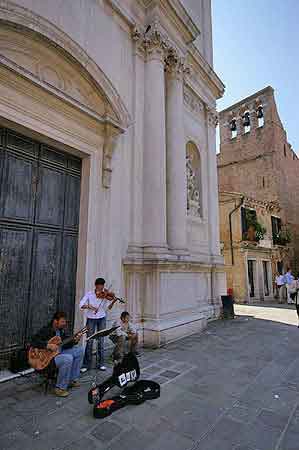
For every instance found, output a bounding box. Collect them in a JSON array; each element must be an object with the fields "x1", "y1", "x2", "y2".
[
  {"x1": 243, "y1": 112, "x2": 250, "y2": 127},
  {"x1": 230, "y1": 119, "x2": 237, "y2": 131},
  {"x1": 257, "y1": 106, "x2": 263, "y2": 118}
]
